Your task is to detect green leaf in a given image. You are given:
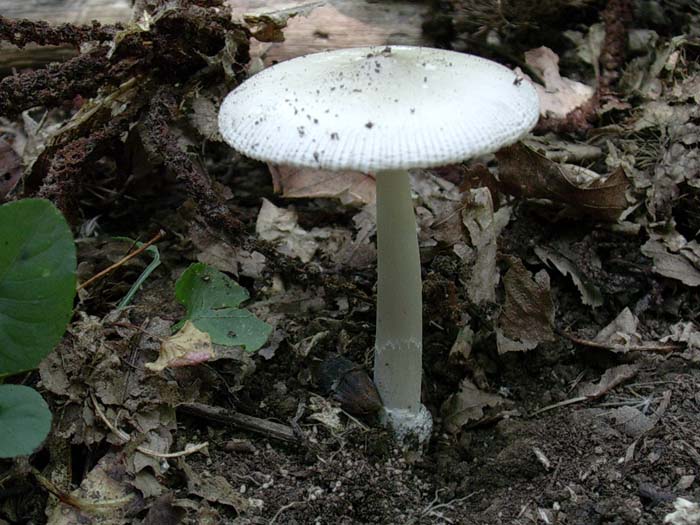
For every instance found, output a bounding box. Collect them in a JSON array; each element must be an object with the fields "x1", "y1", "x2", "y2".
[
  {"x1": 0, "y1": 199, "x2": 76, "y2": 377},
  {"x1": 0, "y1": 384, "x2": 52, "y2": 458},
  {"x1": 176, "y1": 263, "x2": 271, "y2": 352}
]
